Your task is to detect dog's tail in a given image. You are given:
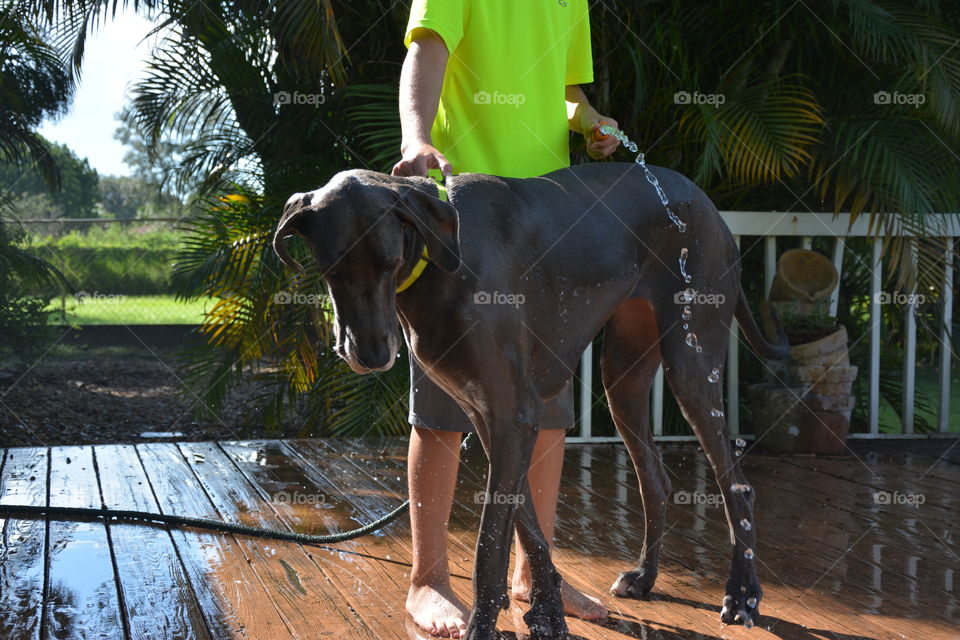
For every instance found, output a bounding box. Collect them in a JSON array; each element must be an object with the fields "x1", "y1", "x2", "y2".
[{"x1": 734, "y1": 288, "x2": 789, "y2": 360}]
